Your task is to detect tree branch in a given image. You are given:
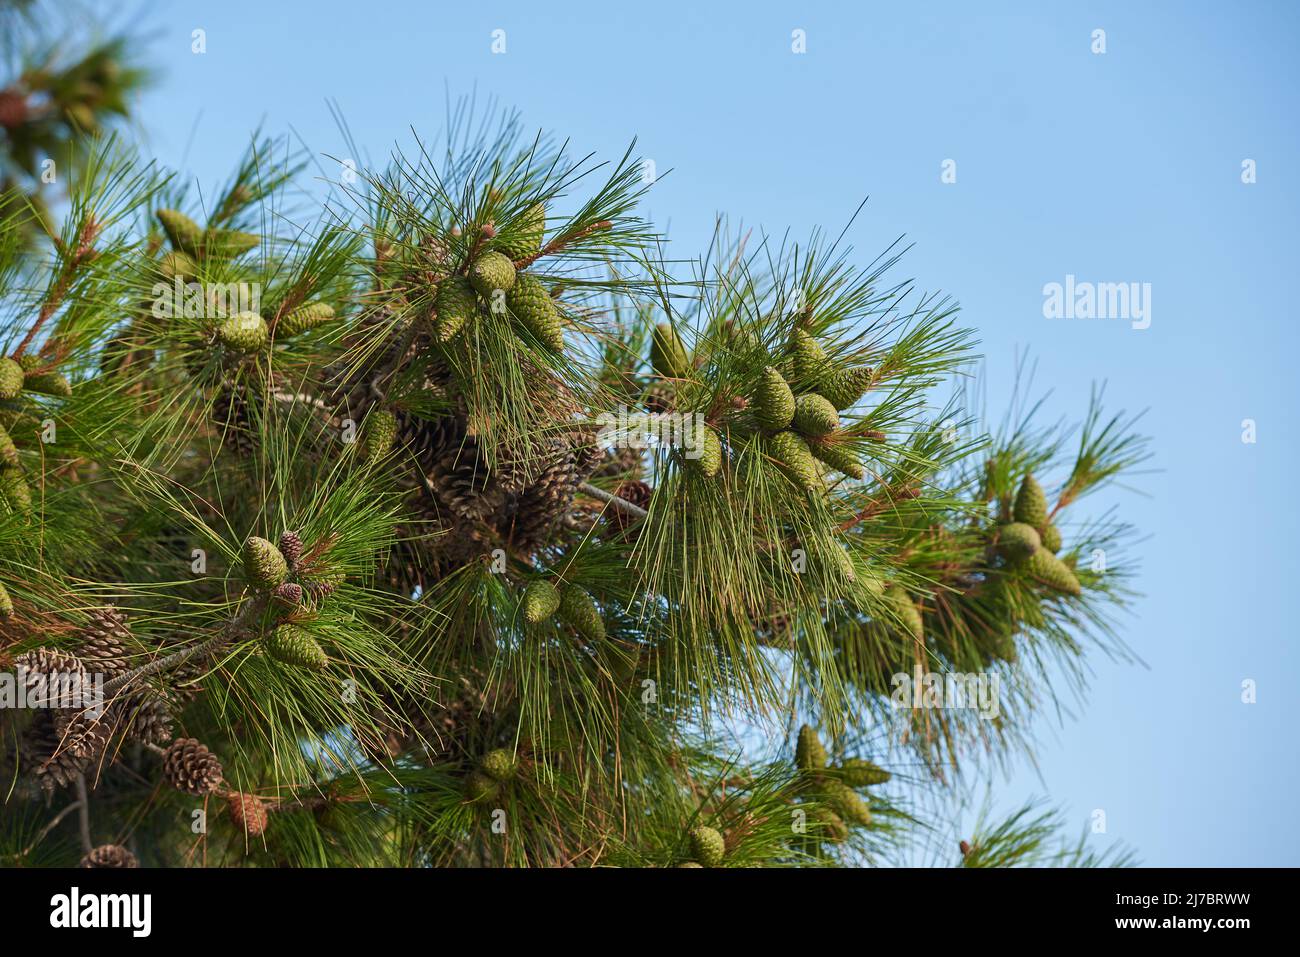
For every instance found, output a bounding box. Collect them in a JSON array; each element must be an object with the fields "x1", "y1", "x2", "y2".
[{"x1": 579, "y1": 482, "x2": 648, "y2": 520}]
